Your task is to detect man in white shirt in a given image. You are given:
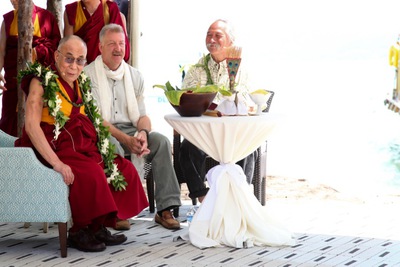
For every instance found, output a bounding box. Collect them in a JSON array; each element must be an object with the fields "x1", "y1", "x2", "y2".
[{"x1": 84, "y1": 23, "x2": 181, "y2": 230}]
